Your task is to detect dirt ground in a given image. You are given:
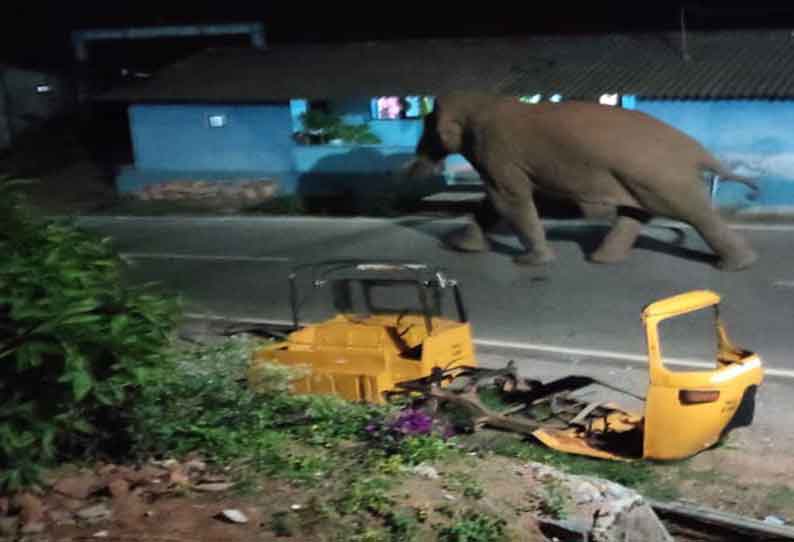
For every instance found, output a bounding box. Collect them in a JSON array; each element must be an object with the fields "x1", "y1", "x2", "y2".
[{"x1": 5, "y1": 454, "x2": 554, "y2": 542}]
